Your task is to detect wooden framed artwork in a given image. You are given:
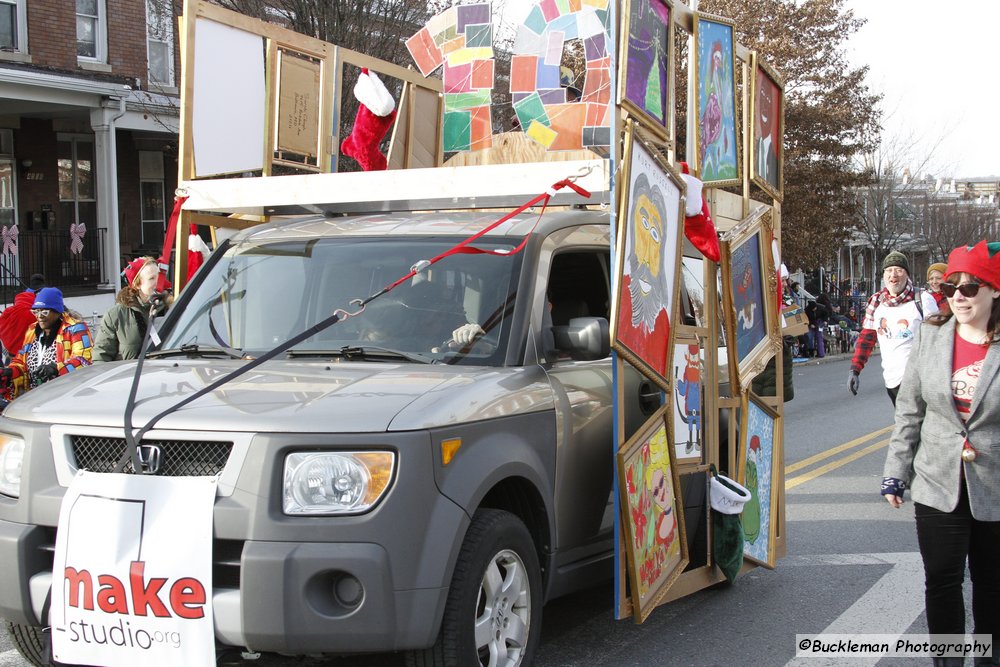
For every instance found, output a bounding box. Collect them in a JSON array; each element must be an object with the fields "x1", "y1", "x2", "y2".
[
  {"x1": 715, "y1": 264, "x2": 732, "y2": 388},
  {"x1": 617, "y1": 405, "x2": 689, "y2": 622},
  {"x1": 679, "y1": 255, "x2": 706, "y2": 328},
  {"x1": 672, "y1": 334, "x2": 704, "y2": 463},
  {"x1": 692, "y1": 12, "x2": 740, "y2": 187},
  {"x1": 750, "y1": 53, "x2": 784, "y2": 201},
  {"x1": 738, "y1": 391, "x2": 780, "y2": 568},
  {"x1": 610, "y1": 120, "x2": 686, "y2": 391},
  {"x1": 719, "y1": 207, "x2": 780, "y2": 393},
  {"x1": 619, "y1": 0, "x2": 674, "y2": 140}
]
